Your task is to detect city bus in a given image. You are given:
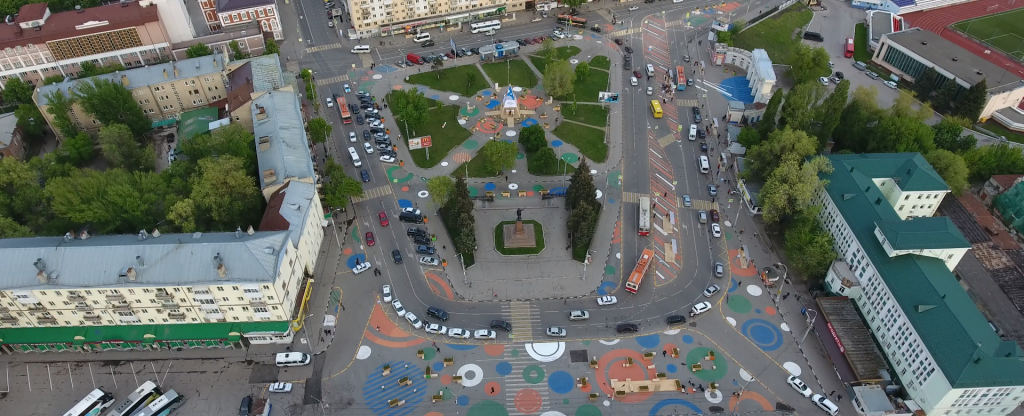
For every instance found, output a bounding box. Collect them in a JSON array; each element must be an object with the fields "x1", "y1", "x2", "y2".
[
  {"x1": 676, "y1": 65, "x2": 687, "y2": 91},
  {"x1": 106, "y1": 381, "x2": 162, "y2": 416},
  {"x1": 133, "y1": 389, "x2": 184, "y2": 416},
  {"x1": 844, "y1": 37, "x2": 854, "y2": 58},
  {"x1": 650, "y1": 100, "x2": 663, "y2": 118},
  {"x1": 556, "y1": 14, "x2": 587, "y2": 27},
  {"x1": 638, "y1": 196, "x2": 651, "y2": 236},
  {"x1": 63, "y1": 388, "x2": 115, "y2": 416},
  {"x1": 337, "y1": 96, "x2": 352, "y2": 124},
  {"x1": 470, "y1": 20, "x2": 501, "y2": 33},
  {"x1": 625, "y1": 249, "x2": 655, "y2": 294}
]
